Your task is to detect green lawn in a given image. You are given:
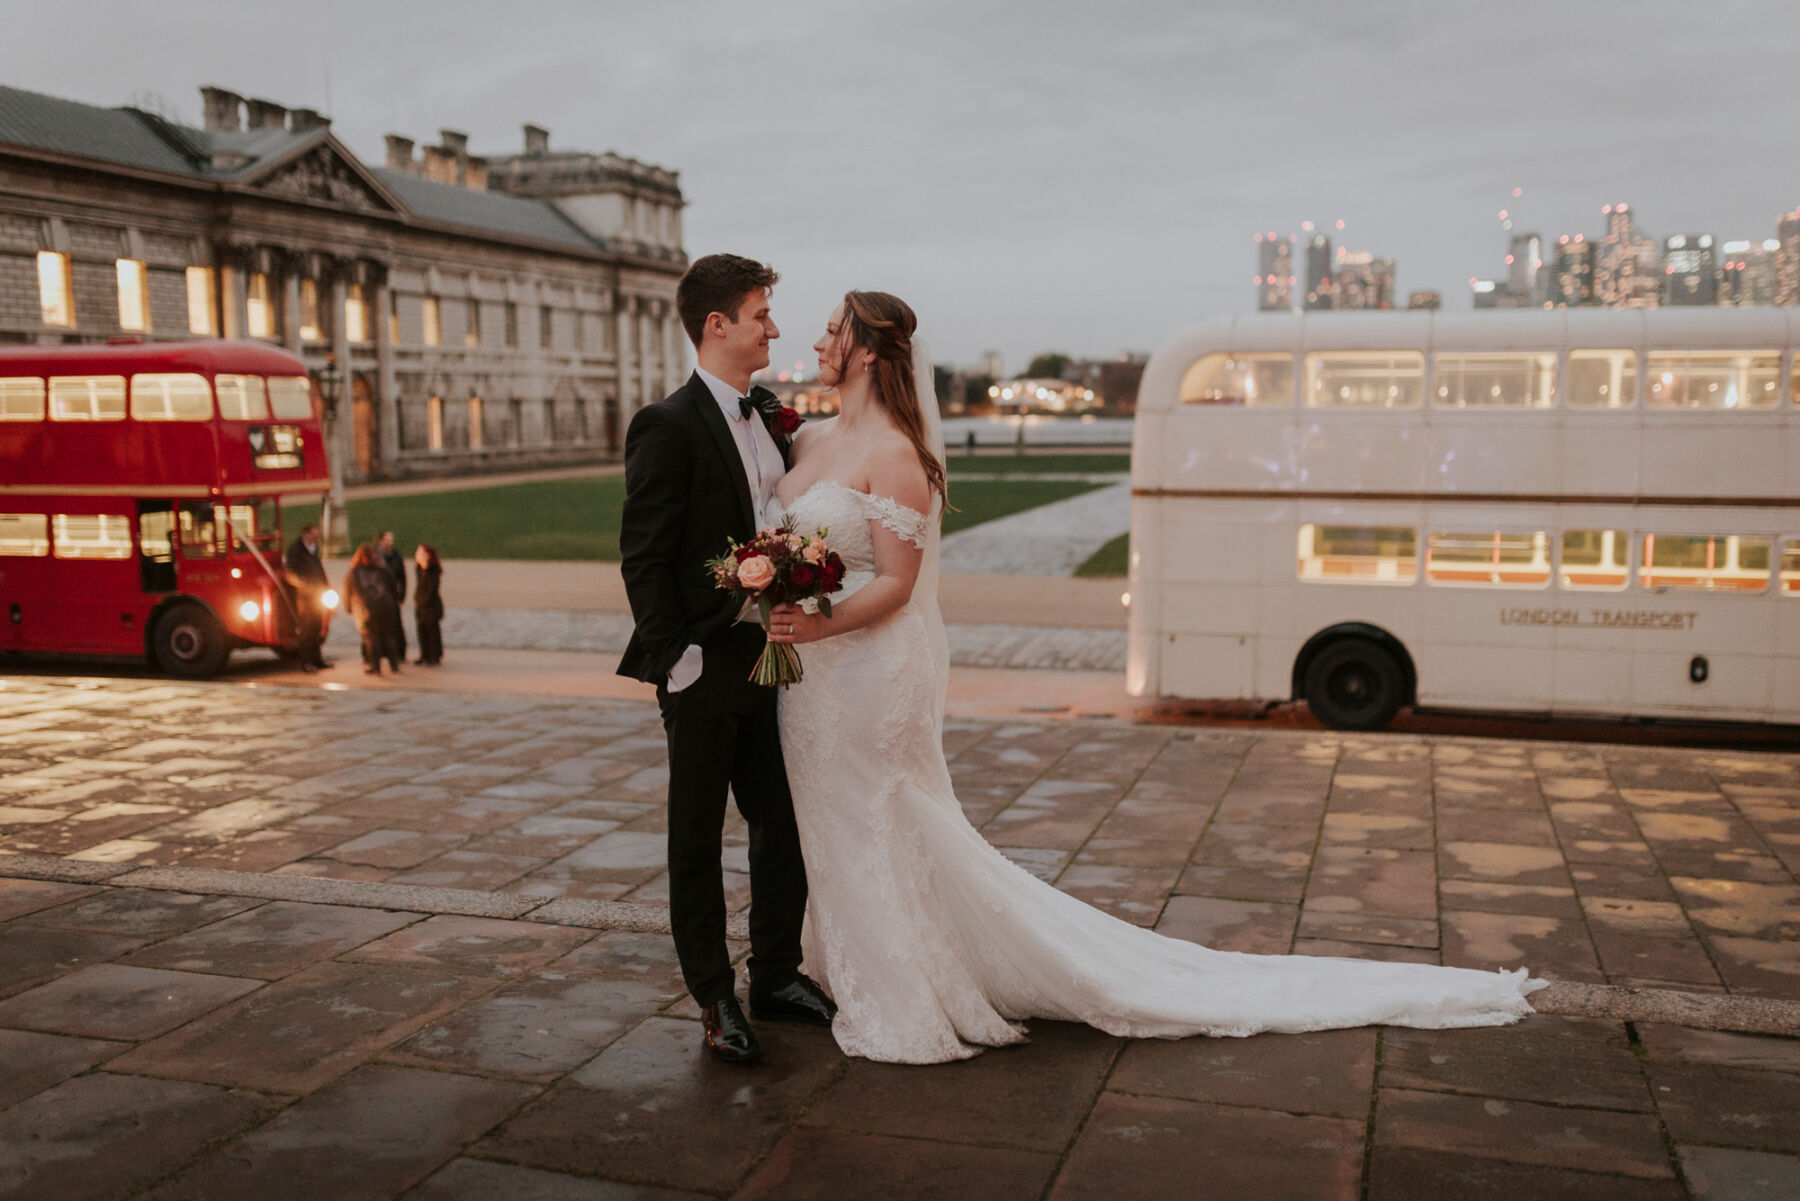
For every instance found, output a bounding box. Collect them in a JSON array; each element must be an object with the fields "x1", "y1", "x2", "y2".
[
  {"x1": 945, "y1": 452, "x2": 1129, "y2": 476},
  {"x1": 1074, "y1": 532, "x2": 1130, "y2": 578},
  {"x1": 286, "y1": 474, "x2": 1106, "y2": 561}
]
